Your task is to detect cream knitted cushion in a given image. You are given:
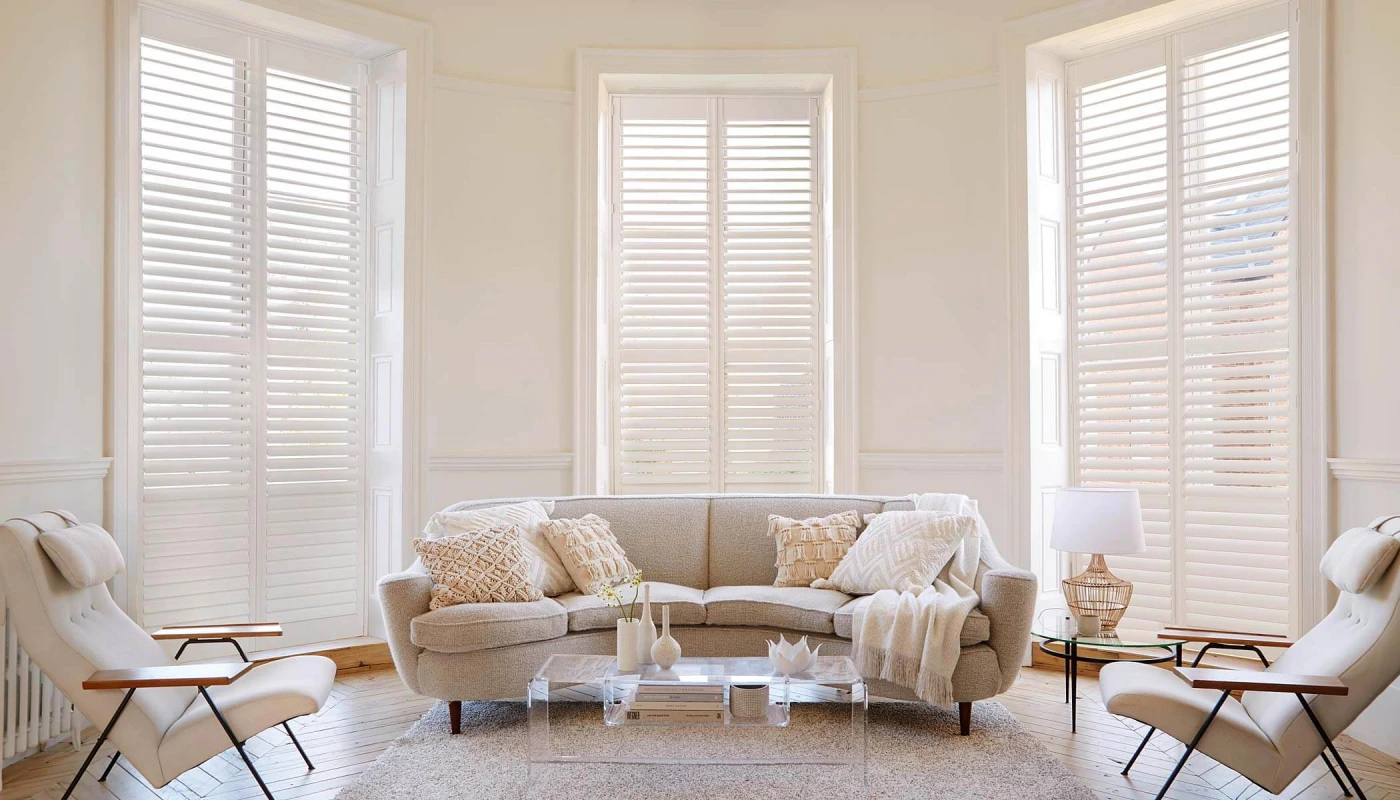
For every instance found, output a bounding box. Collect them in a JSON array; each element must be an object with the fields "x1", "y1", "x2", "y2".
[
  {"x1": 413, "y1": 524, "x2": 544, "y2": 609},
  {"x1": 769, "y1": 510, "x2": 861, "y2": 588},
  {"x1": 813, "y1": 511, "x2": 974, "y2": 594},
  {"x1": 540, "y1": 514, "x2": 638, "y2": 595},
  {"x1": 425, "y1": 500, "x2": 573, "y2": 596}
]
